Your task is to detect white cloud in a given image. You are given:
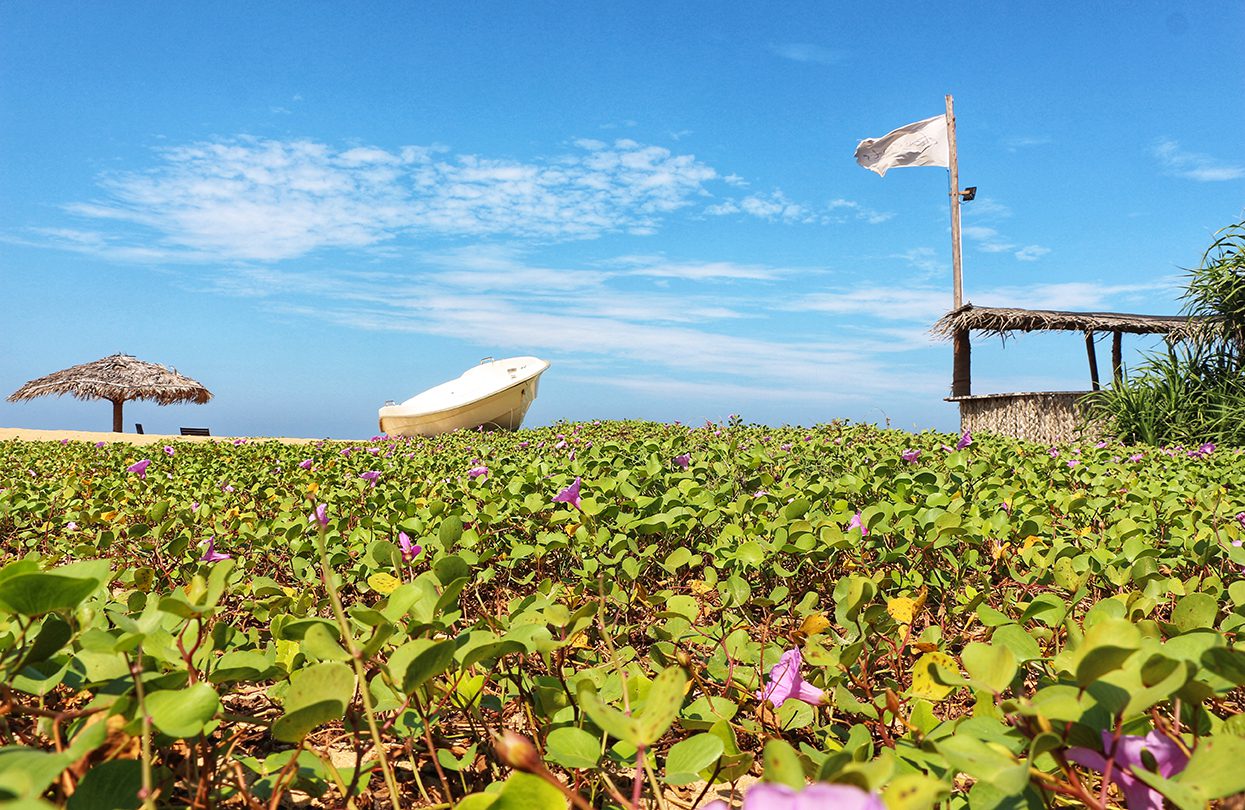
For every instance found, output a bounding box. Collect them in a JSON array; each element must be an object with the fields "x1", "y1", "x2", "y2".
[
  {"x1": 828, "y1": 198, "x2": 894, "y2": 224},
  {"x1": 707, "y1": 190, "x2": 819, "y2": 223},
  {"x1": 1154, "y1": 139, "x2": 1243, "y2": 182},
  {"x1": 1013, "y1": 245, "x2": 1051, "y2": 262},
  {"x1": 53, "y1": 136, "x2": 721, "y2": 261},
  {"x1": 770, "y1": 43, "x2": 844, "y2": 65},
  {"x1": 963, "y1": 202, "x2": 1049, "y2": 261}
]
